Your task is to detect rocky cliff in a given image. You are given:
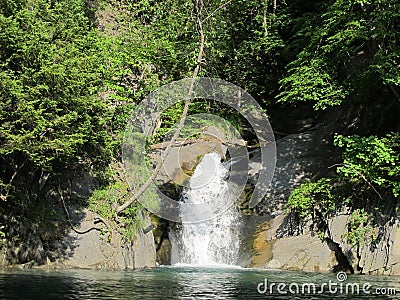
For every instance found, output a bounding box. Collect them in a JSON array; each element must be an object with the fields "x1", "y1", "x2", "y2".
[
  {"x1": 245, "y1": 105, "x2": 400, "y2": 275},
  {"x1": 247, "y1": 211, "x2": 400, "y2": 275},
  {"x1": 0, "y1": 168, "x2": 157, "y2": 270},
  {"x1": 52, "y1": 209, "x2": 156, "y2": 270},
  {"x1": 0, "y1": 208, "x2": 156, "y2": 270}
]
